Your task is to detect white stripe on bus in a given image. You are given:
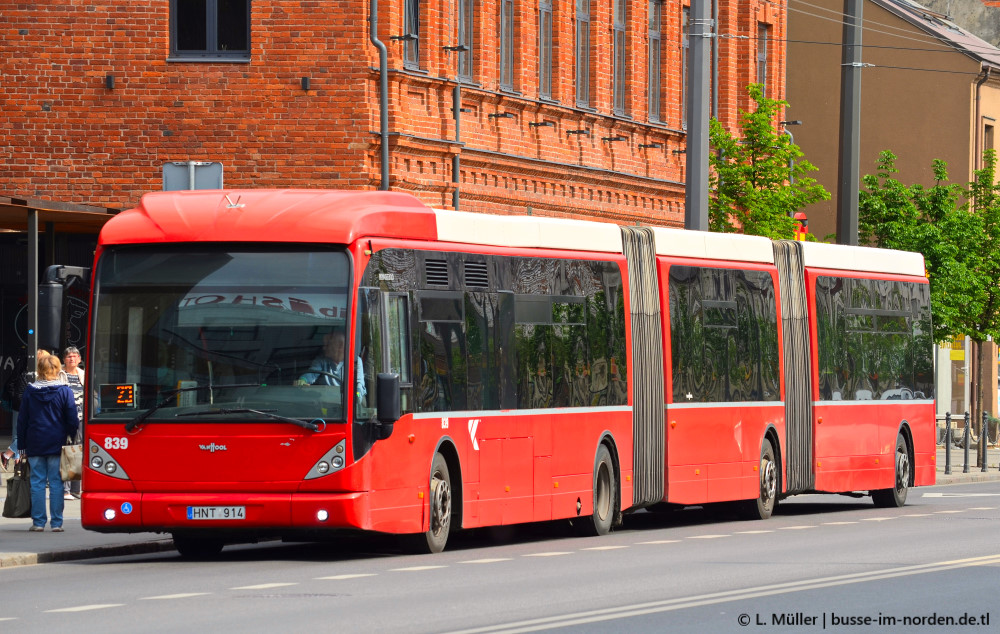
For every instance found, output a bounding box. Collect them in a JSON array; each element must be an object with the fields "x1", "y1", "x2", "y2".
[{"x1": 411, "y1": 406, "x2": 632, "y2": 420}]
